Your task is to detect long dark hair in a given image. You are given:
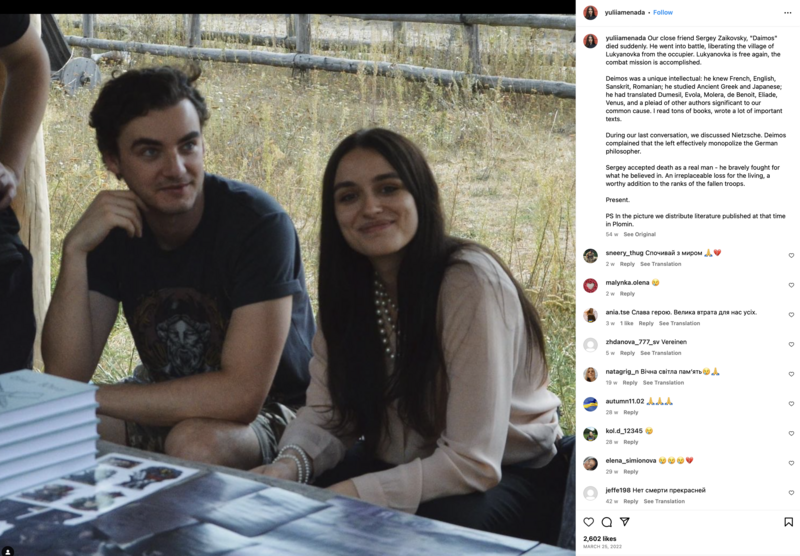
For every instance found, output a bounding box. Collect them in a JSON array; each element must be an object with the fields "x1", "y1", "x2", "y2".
[{"x1": 319, "y1": 128, "x2": 547, "y2": 454}]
